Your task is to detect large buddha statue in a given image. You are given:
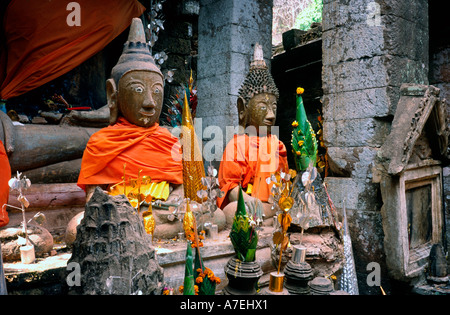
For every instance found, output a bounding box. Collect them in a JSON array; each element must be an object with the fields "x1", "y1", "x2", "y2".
[
  {"x1": 77, "y1": 18, "x2": 183, "y2": 202},
  {"x1": 217, "y1": 44, "x2": 289, "y2": 225}
]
